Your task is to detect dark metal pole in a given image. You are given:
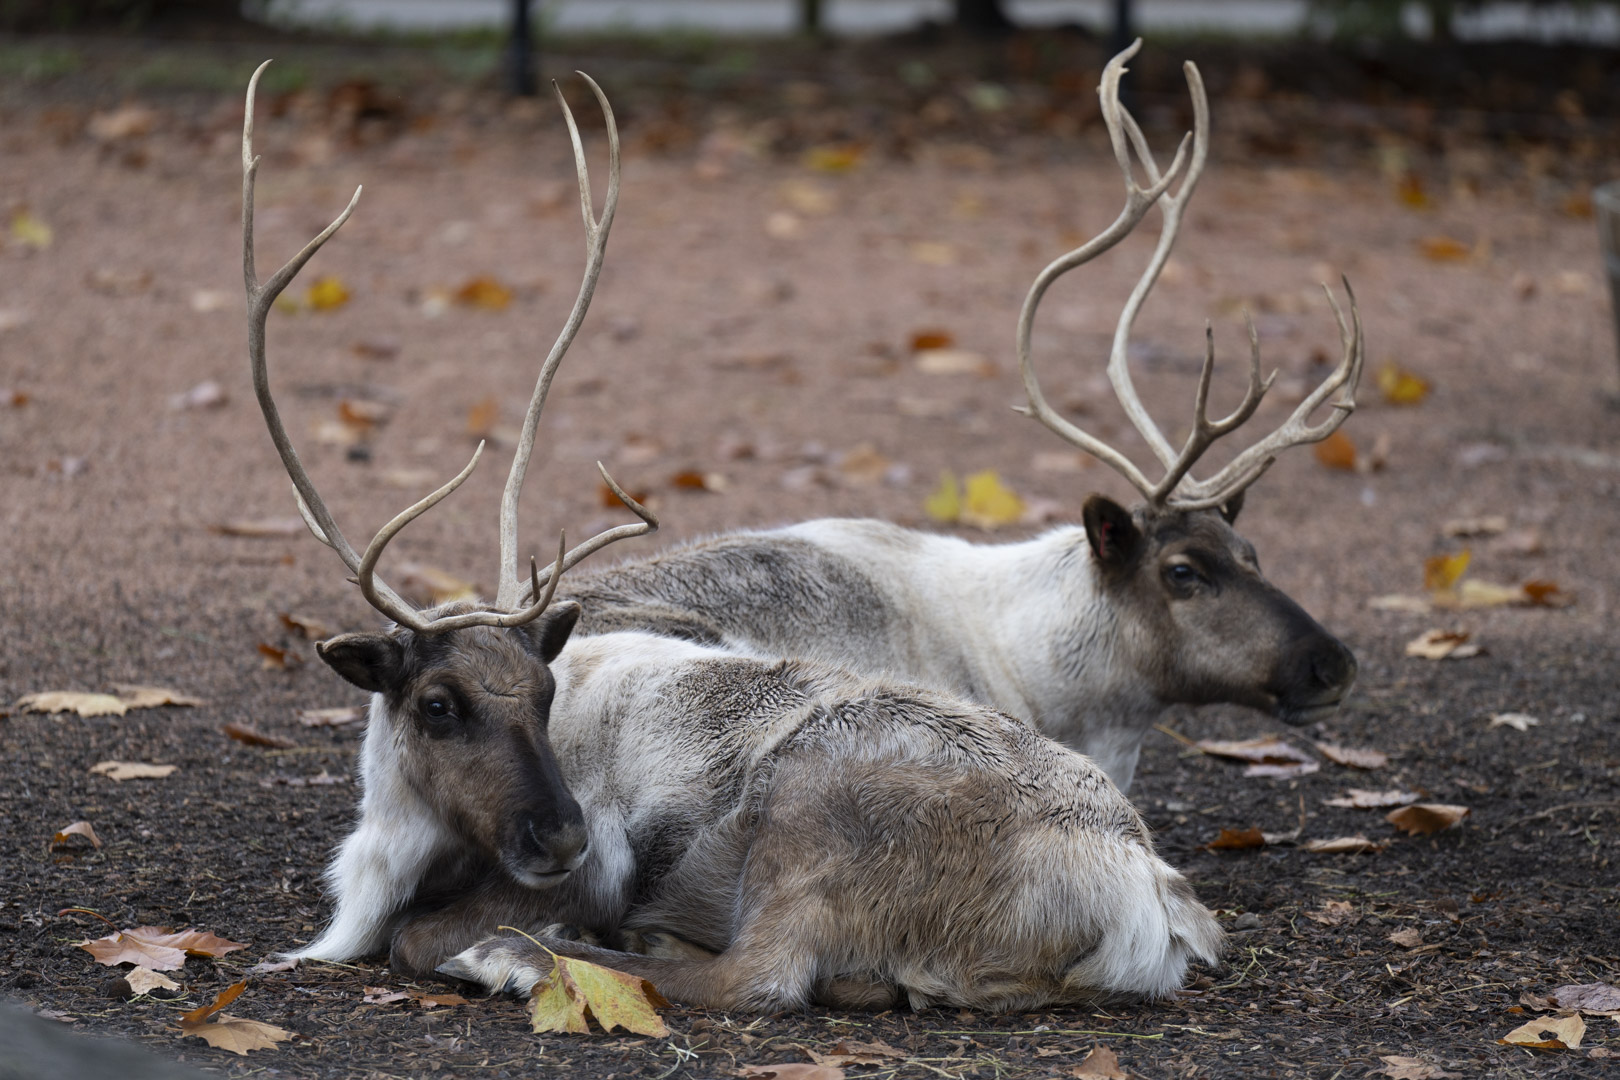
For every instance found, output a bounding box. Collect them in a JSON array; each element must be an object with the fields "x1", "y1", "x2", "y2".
[
  {"x1": 507, "y1": 0, "x2": 537, "y2": 97},
  {"x1": 1109, "y1": 0, "x2": 1134, "y2": 110}
]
